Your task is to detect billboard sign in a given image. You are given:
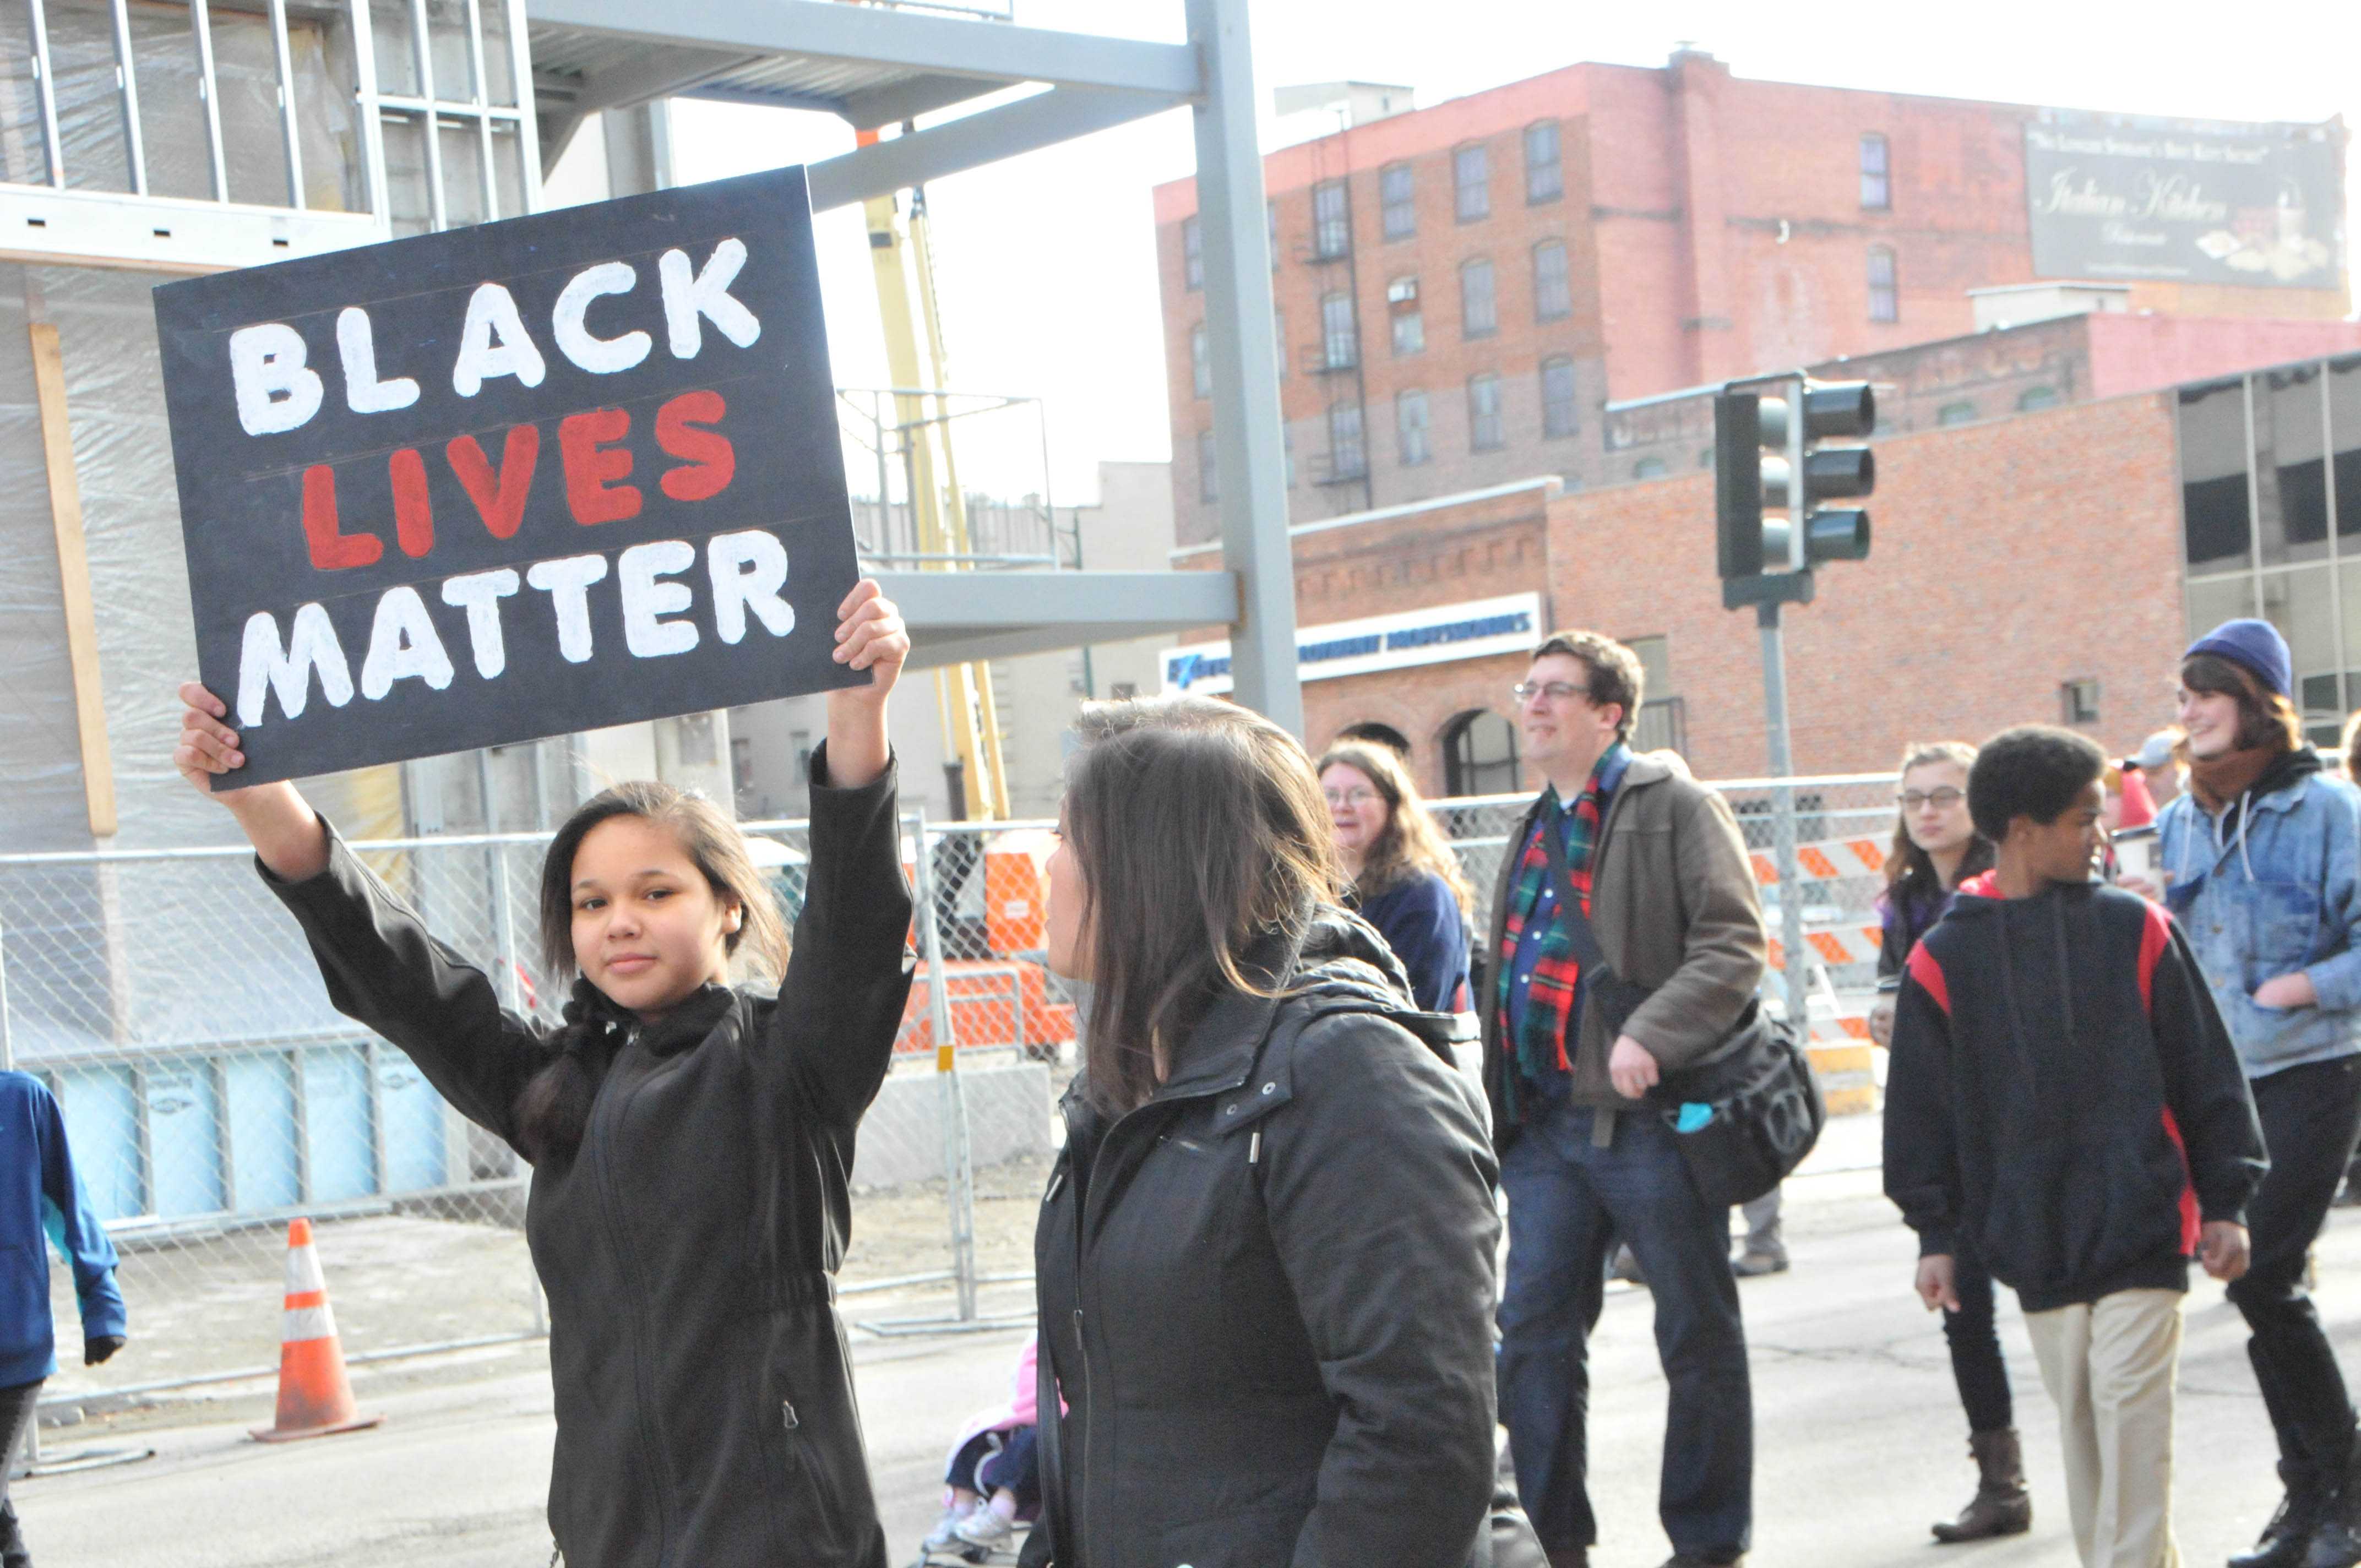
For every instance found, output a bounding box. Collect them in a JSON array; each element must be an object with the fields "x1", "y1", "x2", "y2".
[{"x1": 2024, "y1": 119, "x2": 2342, "y2": 289}]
